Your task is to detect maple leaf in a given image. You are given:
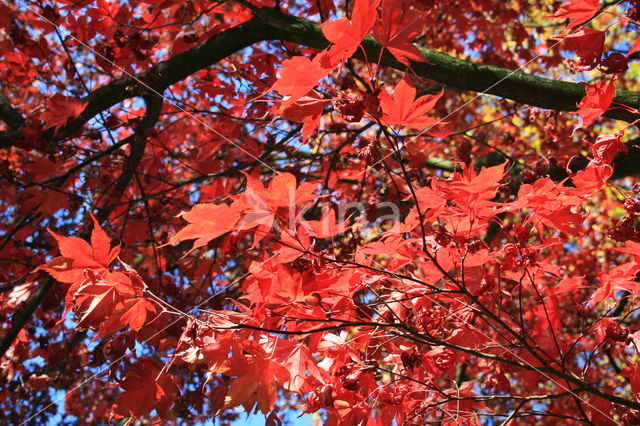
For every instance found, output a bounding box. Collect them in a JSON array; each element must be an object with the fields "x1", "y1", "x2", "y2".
[
  {"x1": 38, "y1": 94, "x2": 87, "y2": 132},
  {"x1": 590, "y1": 132, "x2": 627, "y2": 164},
  {"x1": 413, "y1": 185, "x2": 446, "y2": 212},
  {"x1": 118, "y1": 298, "x2": 160, "y2": 332},
  {"x1": 587, "y1": 262, "x2": 638, "y2": 306},
  {"x1": 98, "y1": 293, "x2": 160, "y2": 334},
  {"x1": 379, "y1": 77, "x2": 443, "y2": 129},
  {"x1": 274, "y1": 226, "x2": 312, "y2": 263},
  {"x1": 111, "y1": 358, "x2": 178, "y2": 422},
  {"x1": 216, "y1": 353, "x2": 290, "y2": 414},
  {"x1": 373, "y1": 0, "x2": 426, "y2": 65},
  {"x1": 168, "y1": 201, "x2": 243, "y2": 252},
  {"x1": 72, "y1": 277, "x2": 123, "y2": 329},
  {"x1": 39, "y1": 214, "x2": 120, "y2": 284},
  {"x1": 322, "y1": 0, "x2": 379, "y2": 47},
  {"x1": 432, "y1": 162, "x2": 507, "y2": 203},
  {"x1": 279, "y1": 90, "x2": 327, "y2": 142},
  {"x1": 546, "y1": 0, "x2": 600, "y2": 32},
  {"x1": 319, "y1": 0, "x2": 382, "y2": 68},
  {"x1": 303, "y1": 208, "x2": 350, "y2": 238},
  {"x1": 274, "y1": 341, "x2": 318, "y2": 392},
  {"x1": 271, "y1": 0, "x2": 381, "y2": 108},
  {"x1": 269, "y1": 56, "x2": 329, "y2": 110},
  {"x1": 170, "y1": 173, "x2": 320, "y2": 252},
  {"x1": 570, "y1": 160, "x2": 612, "y2": 194},
  {"x1": 510, "y1": 177, "x2": 586, "y2": 235},
  {"x1": 243, "y1": 171, "x2": 320, "y2": 210},
  {"x1": 563, "y1": 28, "x2": 605, "y2": 69},
  {"x1": 69, "y1": 270, "x2": 143, "y2": 333},
  {"x1": 573, "y1": 77, "x2": 616, "y2": 132},
  {"x1": 279, "y1": 91, "x2": 326, "y2": 123}
]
